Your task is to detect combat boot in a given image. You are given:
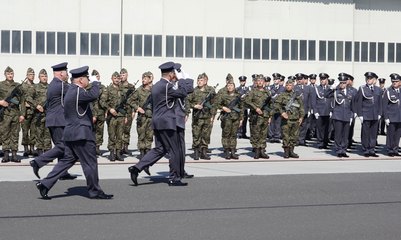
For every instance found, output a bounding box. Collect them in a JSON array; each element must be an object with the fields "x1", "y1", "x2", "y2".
[
  {"x1": 1, "y1": 150, "x2": 10, "y2": 163},
  {"x1": 11, "y1": 150, "x2": 20, "y2": 163},
  {"x1": 283, "y1": 147, "x2": 290, "y2": 159},
  {"x1": 200, "y1": 148, "x2": 211, "y2": 160},
  {"x1": 109, "y1": 150, "x2": 115, "y2": 162},
  {"x1": 289, "y1": 146, "x2": 299, "y2": 158},
  {"x1": 224, "y1": 149, "x2": 231, "y2": 159},
  {"x1": 116, "y1": 150, "x2": 124, "y2": 161},
  {"x1": 193, "y1": 148, "x2": 200, "y2": 160},
  {"x1": 254, "y1": 148, "x2": 260, "y2": 159},
  {"x1": 230, "y1": 148, "x2": 239, "y2": 159},
  {"x1": 259, "y1": 148, "x2": 270, "y2": 159},
  {"x1": 23, "y1": 145, "x2": 29, "y2": 157}
]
